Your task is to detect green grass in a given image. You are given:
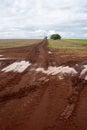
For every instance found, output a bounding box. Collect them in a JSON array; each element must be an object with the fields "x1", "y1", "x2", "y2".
[
  {"x1": 63, "y1": 39, "x2": 87, "y2": 45},
  {"x1": 0, "y1": 39, "x2": 42, "y2": 49},
  {"x1": 48, "y1": 39, "x2": 87, "y2": 50}
]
